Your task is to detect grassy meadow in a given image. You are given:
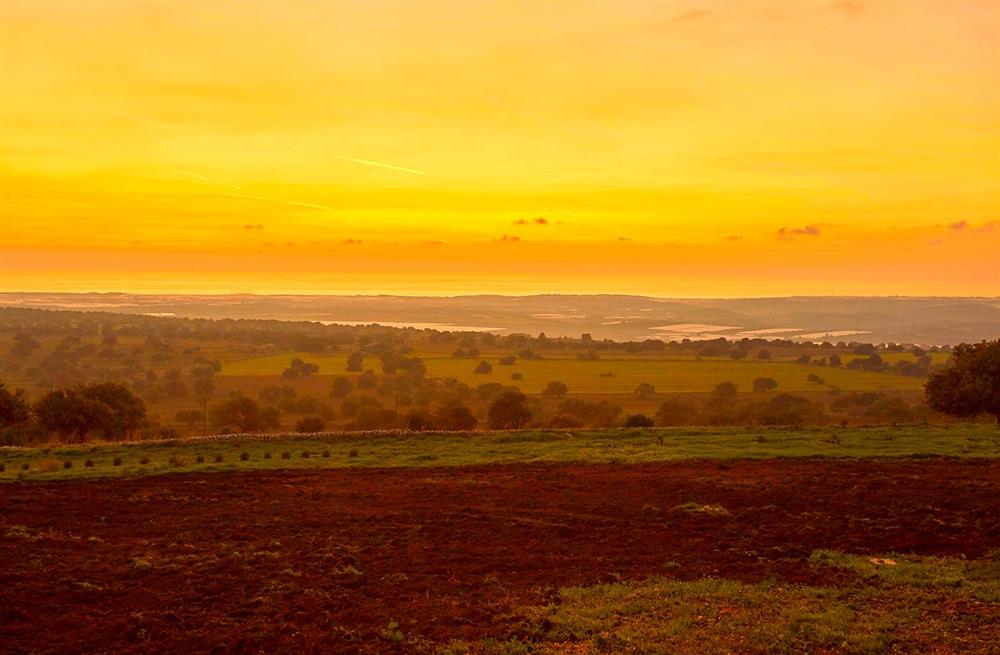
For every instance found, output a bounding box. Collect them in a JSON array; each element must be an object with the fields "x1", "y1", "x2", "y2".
[
  {"x1": 220, "y1": 350, "x2": 930, "y2": 393},
  {"x1": 2, "y1": 424, "x2": 996, "y2": 482}
]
